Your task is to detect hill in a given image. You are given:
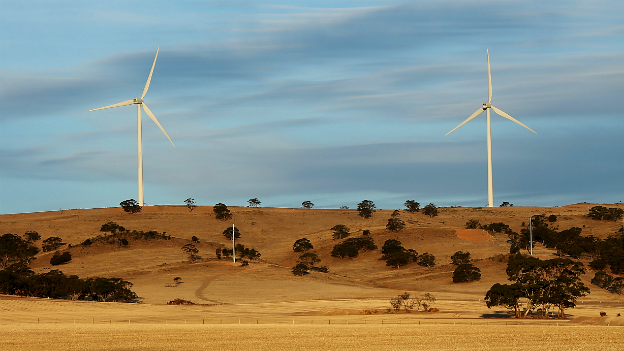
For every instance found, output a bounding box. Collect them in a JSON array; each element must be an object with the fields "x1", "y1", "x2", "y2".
[{"x1": 0, "y1": 202, "x2": 623, "y2": 324}]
